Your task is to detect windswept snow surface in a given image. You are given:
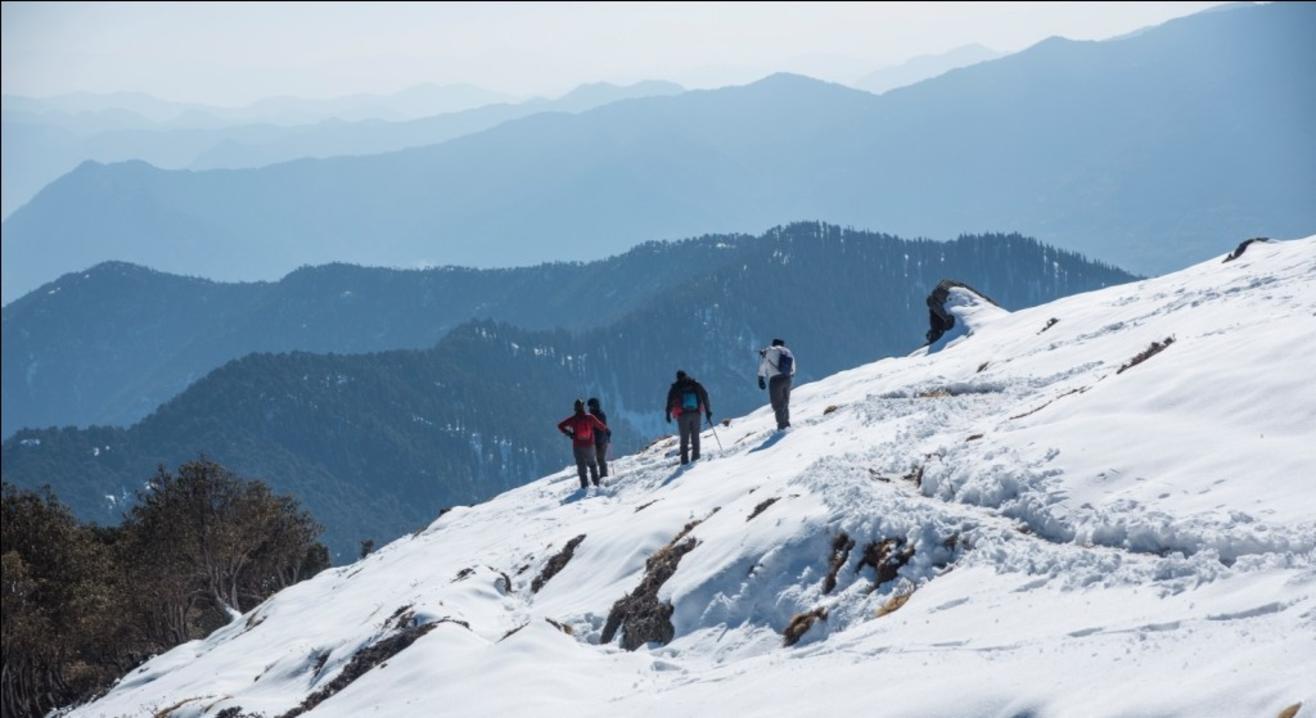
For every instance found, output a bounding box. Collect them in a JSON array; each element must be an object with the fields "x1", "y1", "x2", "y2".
[{"x1": 72, "y1": 239, "x2": 1316, "y2": 717}]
